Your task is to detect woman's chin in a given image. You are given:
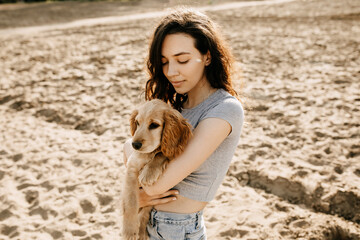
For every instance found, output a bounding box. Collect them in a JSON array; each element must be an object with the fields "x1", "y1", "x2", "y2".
[
  {"x1": 175, "y1": 90, "x2": 187, "y2": 95},
  {"x1": 174, "y1": 87, "x2": 188, "y2": 95}
]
